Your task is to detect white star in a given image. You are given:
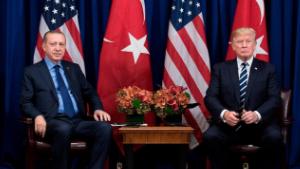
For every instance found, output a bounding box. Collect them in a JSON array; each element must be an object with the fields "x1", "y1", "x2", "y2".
[
  {"x1": 178, "y1": 18, "x2": 182, "y2": 23},
  {"x1": 182, "y1": 0, "x2": 185, "y2": 2},
  {"x1": 44, "y1": 6, "x2": 49, "y2": 11},
  {"x1": 61, "y1": 12, "x2": 65, "y2": 17},
  {"x1": 196, "y1": 2, "x2": 200, "y2": 7},
  {"x1": 254, "y1": 36, "x2": 268, "y2": 57},
  {"x1": 189, "y1": 1, "x2": 193, "y2": 5},
  {"x1": 187, "y1": 11, "x2": 192, "y2": 16},
  {"x1": 172, "y1": 5, "x2": 176, "y2": 10},
  {"x1": 121, "y1": 33, "x2": 149, "y2": 64},
  {"x1": 51, "y1": 18, "x2": 56, "y2": 24},
  {"x1": 55, "y1": 0, "x2": 60, "y2": 4},
  {"x1": 52, "y1": 8, "x2": 58, "y2": 14},
  {"x1": 62, "y1": 3, "x2": 66, "y2": 7},
  {"x1": 70, "y1": 5, "x2": 75, "y2": 11},
  {"x1": 180, "y1": 8, "x2": 184, "y2": 13}
]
